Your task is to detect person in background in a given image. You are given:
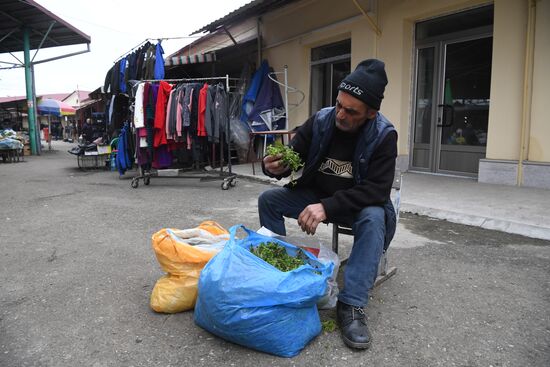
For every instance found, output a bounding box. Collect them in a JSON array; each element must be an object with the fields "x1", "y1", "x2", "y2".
[
  {"x1": 72, "y1": 121, "x2": 77, "y2": 142},
  {"x1": 82, "y1": 118, "x2": 93, "y2": 143},
  {"x1": 258, "y1": 59, "x2": 398, "y2": 350}
]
